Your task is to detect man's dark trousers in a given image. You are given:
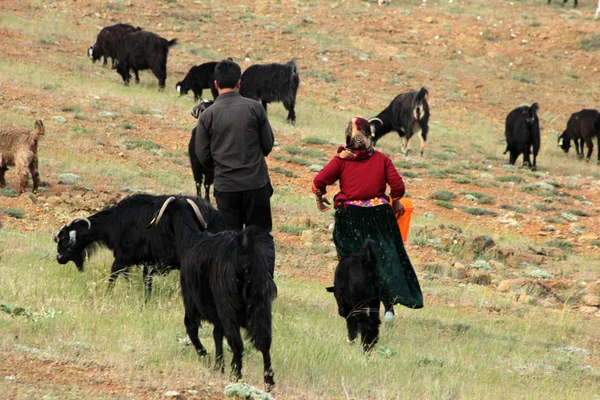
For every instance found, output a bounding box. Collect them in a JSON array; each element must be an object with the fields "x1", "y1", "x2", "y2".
[{"x1": 214, "y1": 183, "x2": 275, "y2": 275}]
